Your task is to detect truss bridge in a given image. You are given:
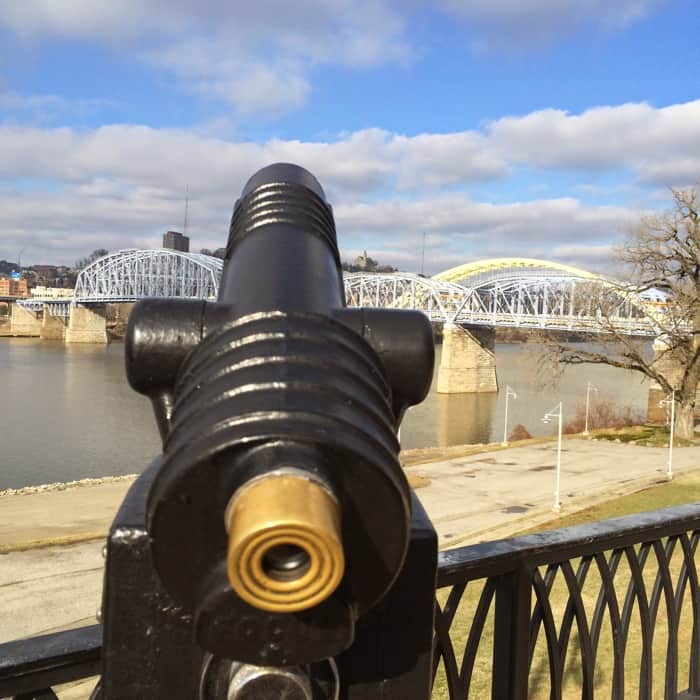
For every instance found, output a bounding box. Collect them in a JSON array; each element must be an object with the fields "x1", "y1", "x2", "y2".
[
  {"x1": 11, "y1": 252, "x2": 662, "y2": 349},
  {"x1": 344, "y1": 258, "x2": 658, "y2": 337}
]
